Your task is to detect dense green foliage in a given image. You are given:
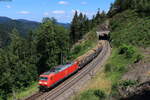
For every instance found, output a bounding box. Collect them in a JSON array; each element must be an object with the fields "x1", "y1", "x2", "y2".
[
  {"x1": 118, "y1": 80, "x2": 138, "y2": 87},
  {"x1": 104, "y1": 47, "x2": 141, "y2": 98},
  {"x1": 110, "y1": 10, "x2": 150, "y2": 47},
  {"x1": 35, "y1": 18, "x2": 69, "y2": 74},
  {"x1": 108, "y1": 0, "x2": 150, "y2": 17},
  {"x1": 0, "y1": 9, "x2": 105, "y2": 99},
  {"x1": 70, "y1": 10, "x2": 106, "y2": 44},
  {"x1": 111, "y1": 79, "x2": 138, "y2": 97},
  {"x1": 76, "y1": 0, "x2": 150, "y2": 100},
  {"x1": 0, "y1": 18, "x2": 69, "y2": 100},
  {"x1": 105, "y1": 46, "x2": 141, "y2": 81},
  {"x1": 119, "y1": 44, "x2": 136, "y2": 58},
  {"x1": 0, "y1": 17, "x2": 70, "y2": 48},
  {"x1": 0, "y1": 29, "x2": 38, "y2": 100},
  {"x1": 68, "y1": 28, "x2": 98, "y2": 61},
  {"x1": 2, "y1": 0, "x2": 150, "y2": 99},
  {"x1": 0, "y1": 17, "x2": 39, "y2": 47},
  {"x1": 106, "y1": 0, "x2": 150, "y2": 98},
  {"x1": 75, "y1": 89, "x2": 106, "y2": 100}
]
